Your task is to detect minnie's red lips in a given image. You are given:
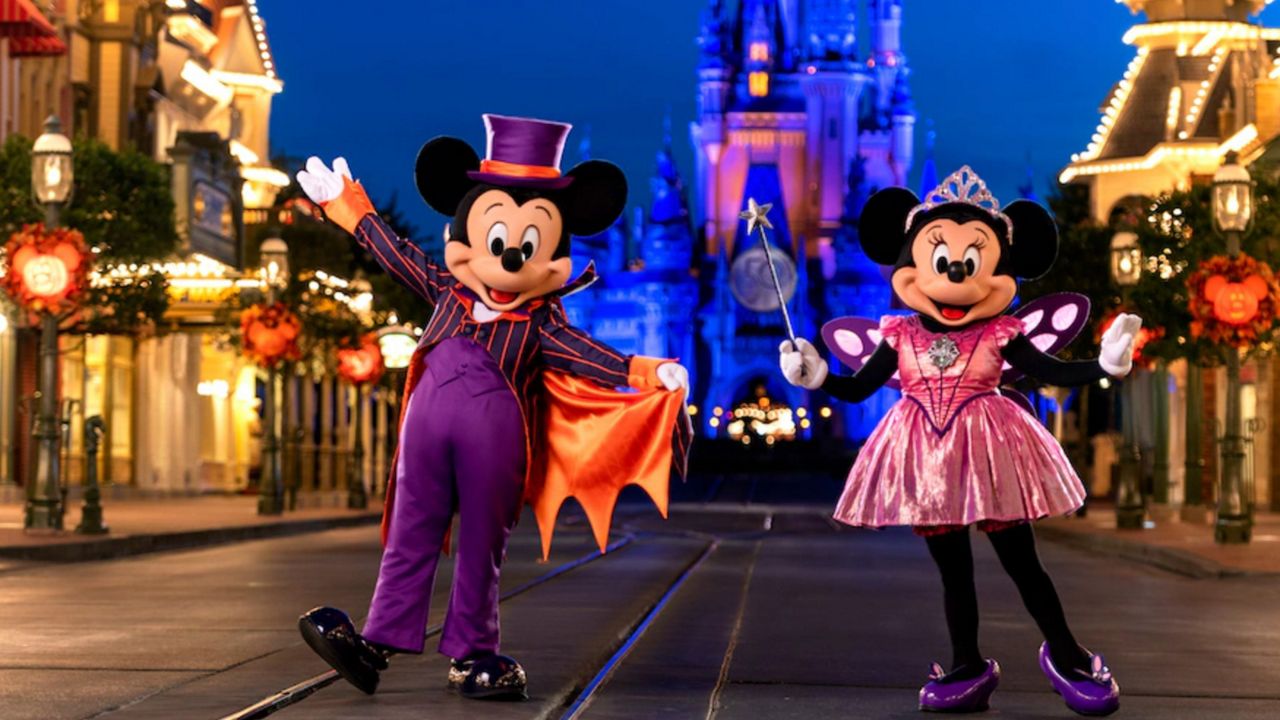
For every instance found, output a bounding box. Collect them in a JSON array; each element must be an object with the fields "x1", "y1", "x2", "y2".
[{"x1": 487, "y1": 288, "x2": 518, "y2": 304}]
